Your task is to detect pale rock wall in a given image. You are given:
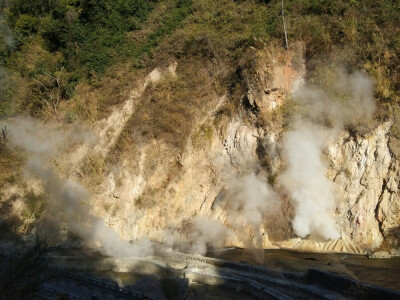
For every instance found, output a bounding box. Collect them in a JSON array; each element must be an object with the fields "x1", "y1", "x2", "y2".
[
  {"x1": 95, "y1": 46, "x2": 399, "y2": 255},
  {"x1": 328, "y1": 123, "x2": 400, "y2": 251},
  {"x1": 2, "y1": 45, "x2": 399, "y2": 256}
]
